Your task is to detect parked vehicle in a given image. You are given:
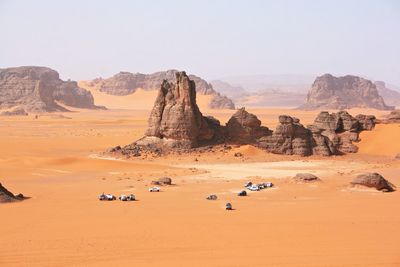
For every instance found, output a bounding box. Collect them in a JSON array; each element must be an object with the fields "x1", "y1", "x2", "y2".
[
  {"x1": 244, "y1": 181, "x2": 252, "y2": 188},
  {"x1": 148, "y1": 187, "x2": 160, "y2": 192},
  {"x1": 238, "y1": 190, "x2": 247, "y2": 196},
  {"x1": 119, "y1": 194, "x2": 136, "y2": 201},
  {"x1": 258, "y1": 183, "x2": 266, "y2": 189},
  {"x1": 226, "y1": 203, "x2": 233, "y2": 210},
  {"x1": 264, "y1": 182, "x2": 273, "y2": 188},
  {"x1": 126, "y1": 194, "x2": 136, "y2": 201},
  {"x1": 99, "y1": 193, "x2": 116, "y2": 201},
  {"x1": 206, "y1": 194, "x2": 218, "y2": 200},
  {"x1": 248, "y1": 184, "x2": 260, "y2": 191}
]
